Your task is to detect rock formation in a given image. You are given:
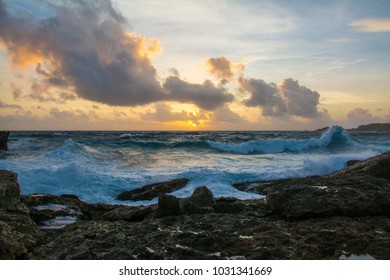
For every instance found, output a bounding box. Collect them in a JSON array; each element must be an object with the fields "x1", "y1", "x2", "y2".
[
  {"x1": 0, "y1": 170, "x2": 44, "y2": 259},
  {"x1": 1, "y1": 150, "x2": 390, "y2": 259},
  {"x1": 0, "y1": 131, "x2": 10, "y2": 151},
  {"x1": 350, "y1": 123, "x2": 390, "y2": 131},
  {"x1": 117, "y1": 178, "x2": 189, "y2": 201}
]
